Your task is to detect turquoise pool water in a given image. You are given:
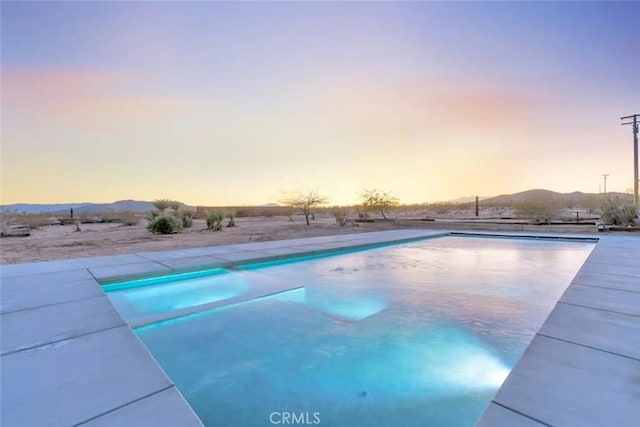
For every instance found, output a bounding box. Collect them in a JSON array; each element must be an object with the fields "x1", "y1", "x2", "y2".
[{"x1": 106, "y1": 236, "x2": 593, "y2": 426}]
